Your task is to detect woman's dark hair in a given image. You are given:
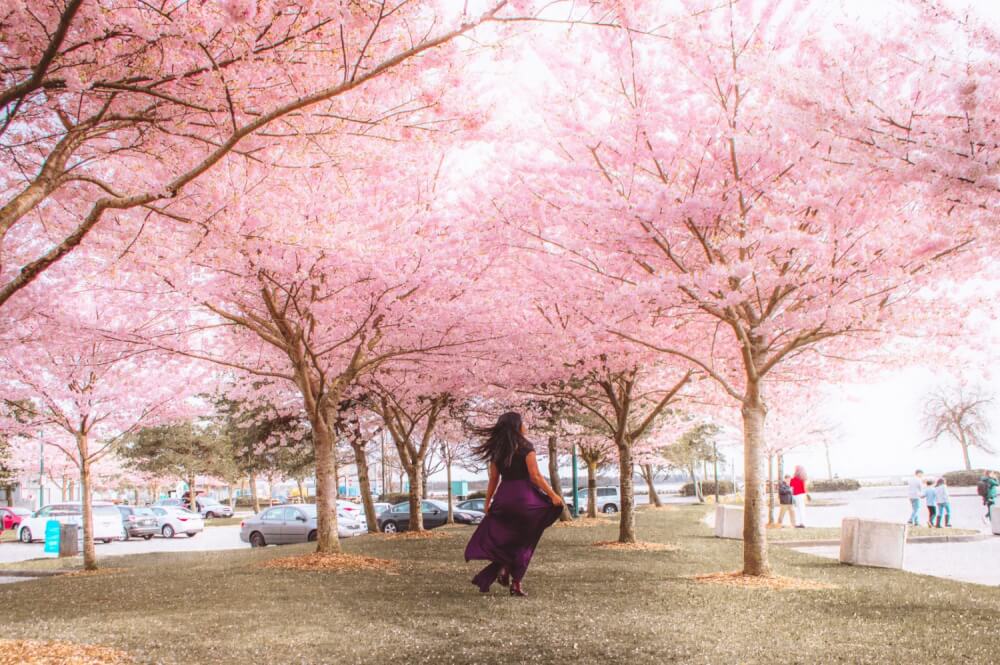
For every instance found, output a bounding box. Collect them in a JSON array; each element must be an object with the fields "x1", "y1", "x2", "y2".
[{"x1": 471, "y1": 412, "x2": 530, "y2": 470}]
